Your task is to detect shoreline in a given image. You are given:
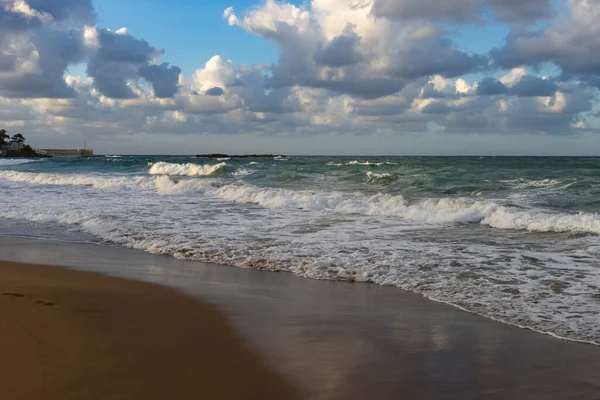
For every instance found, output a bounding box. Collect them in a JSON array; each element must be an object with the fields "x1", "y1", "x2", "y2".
[
  {"x1": 0, "y1": 260, "x2": 299, "y2": 400},
  {"x1": 2, "y1": 231, "x2": 597, "y2": 348},
  {"x1": 2, "y1": 236, "x2": 600, "y2": 399}
]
